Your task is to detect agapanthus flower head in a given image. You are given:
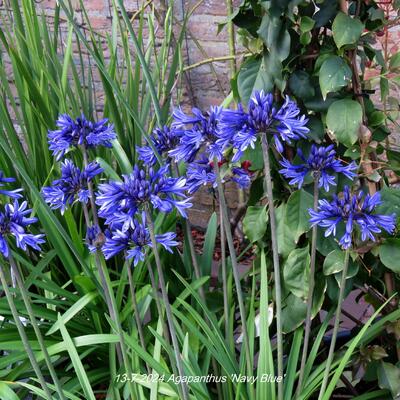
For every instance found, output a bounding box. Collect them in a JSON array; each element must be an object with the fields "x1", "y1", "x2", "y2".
[
  {"x1": 137, "y1": 125, "x2": 180, "y2": 166},
  {"x1": 97, "y1": 164, "x2": 192, "y2": 227},
  {"x1": 42, "y1": 159, "x2": 103, "y2": 214},
  {"x1": 0, "y1": 171, "x2": 23, "y2": 199},
  {"x1": 279, "y1": 144, "x2": 357, "y2": 191},
  {"x1": 102, "y1": 213, "x2": 178, "y2": 266},
  {"x1": 48, "y1": 114, "x2": 116, "y2": 160},
  {"x1": 309, "y1": 186, "x2": 396, "y2": 249},
  {"x1": 169, "y1": 106, "x2": 223, "y2": 162},
  {"x1": 218, "y1": 91, "x2": 309, "y2": 161},
  {"x1": 0, "y1": 200, "x2": 45, "y2": 257}
]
